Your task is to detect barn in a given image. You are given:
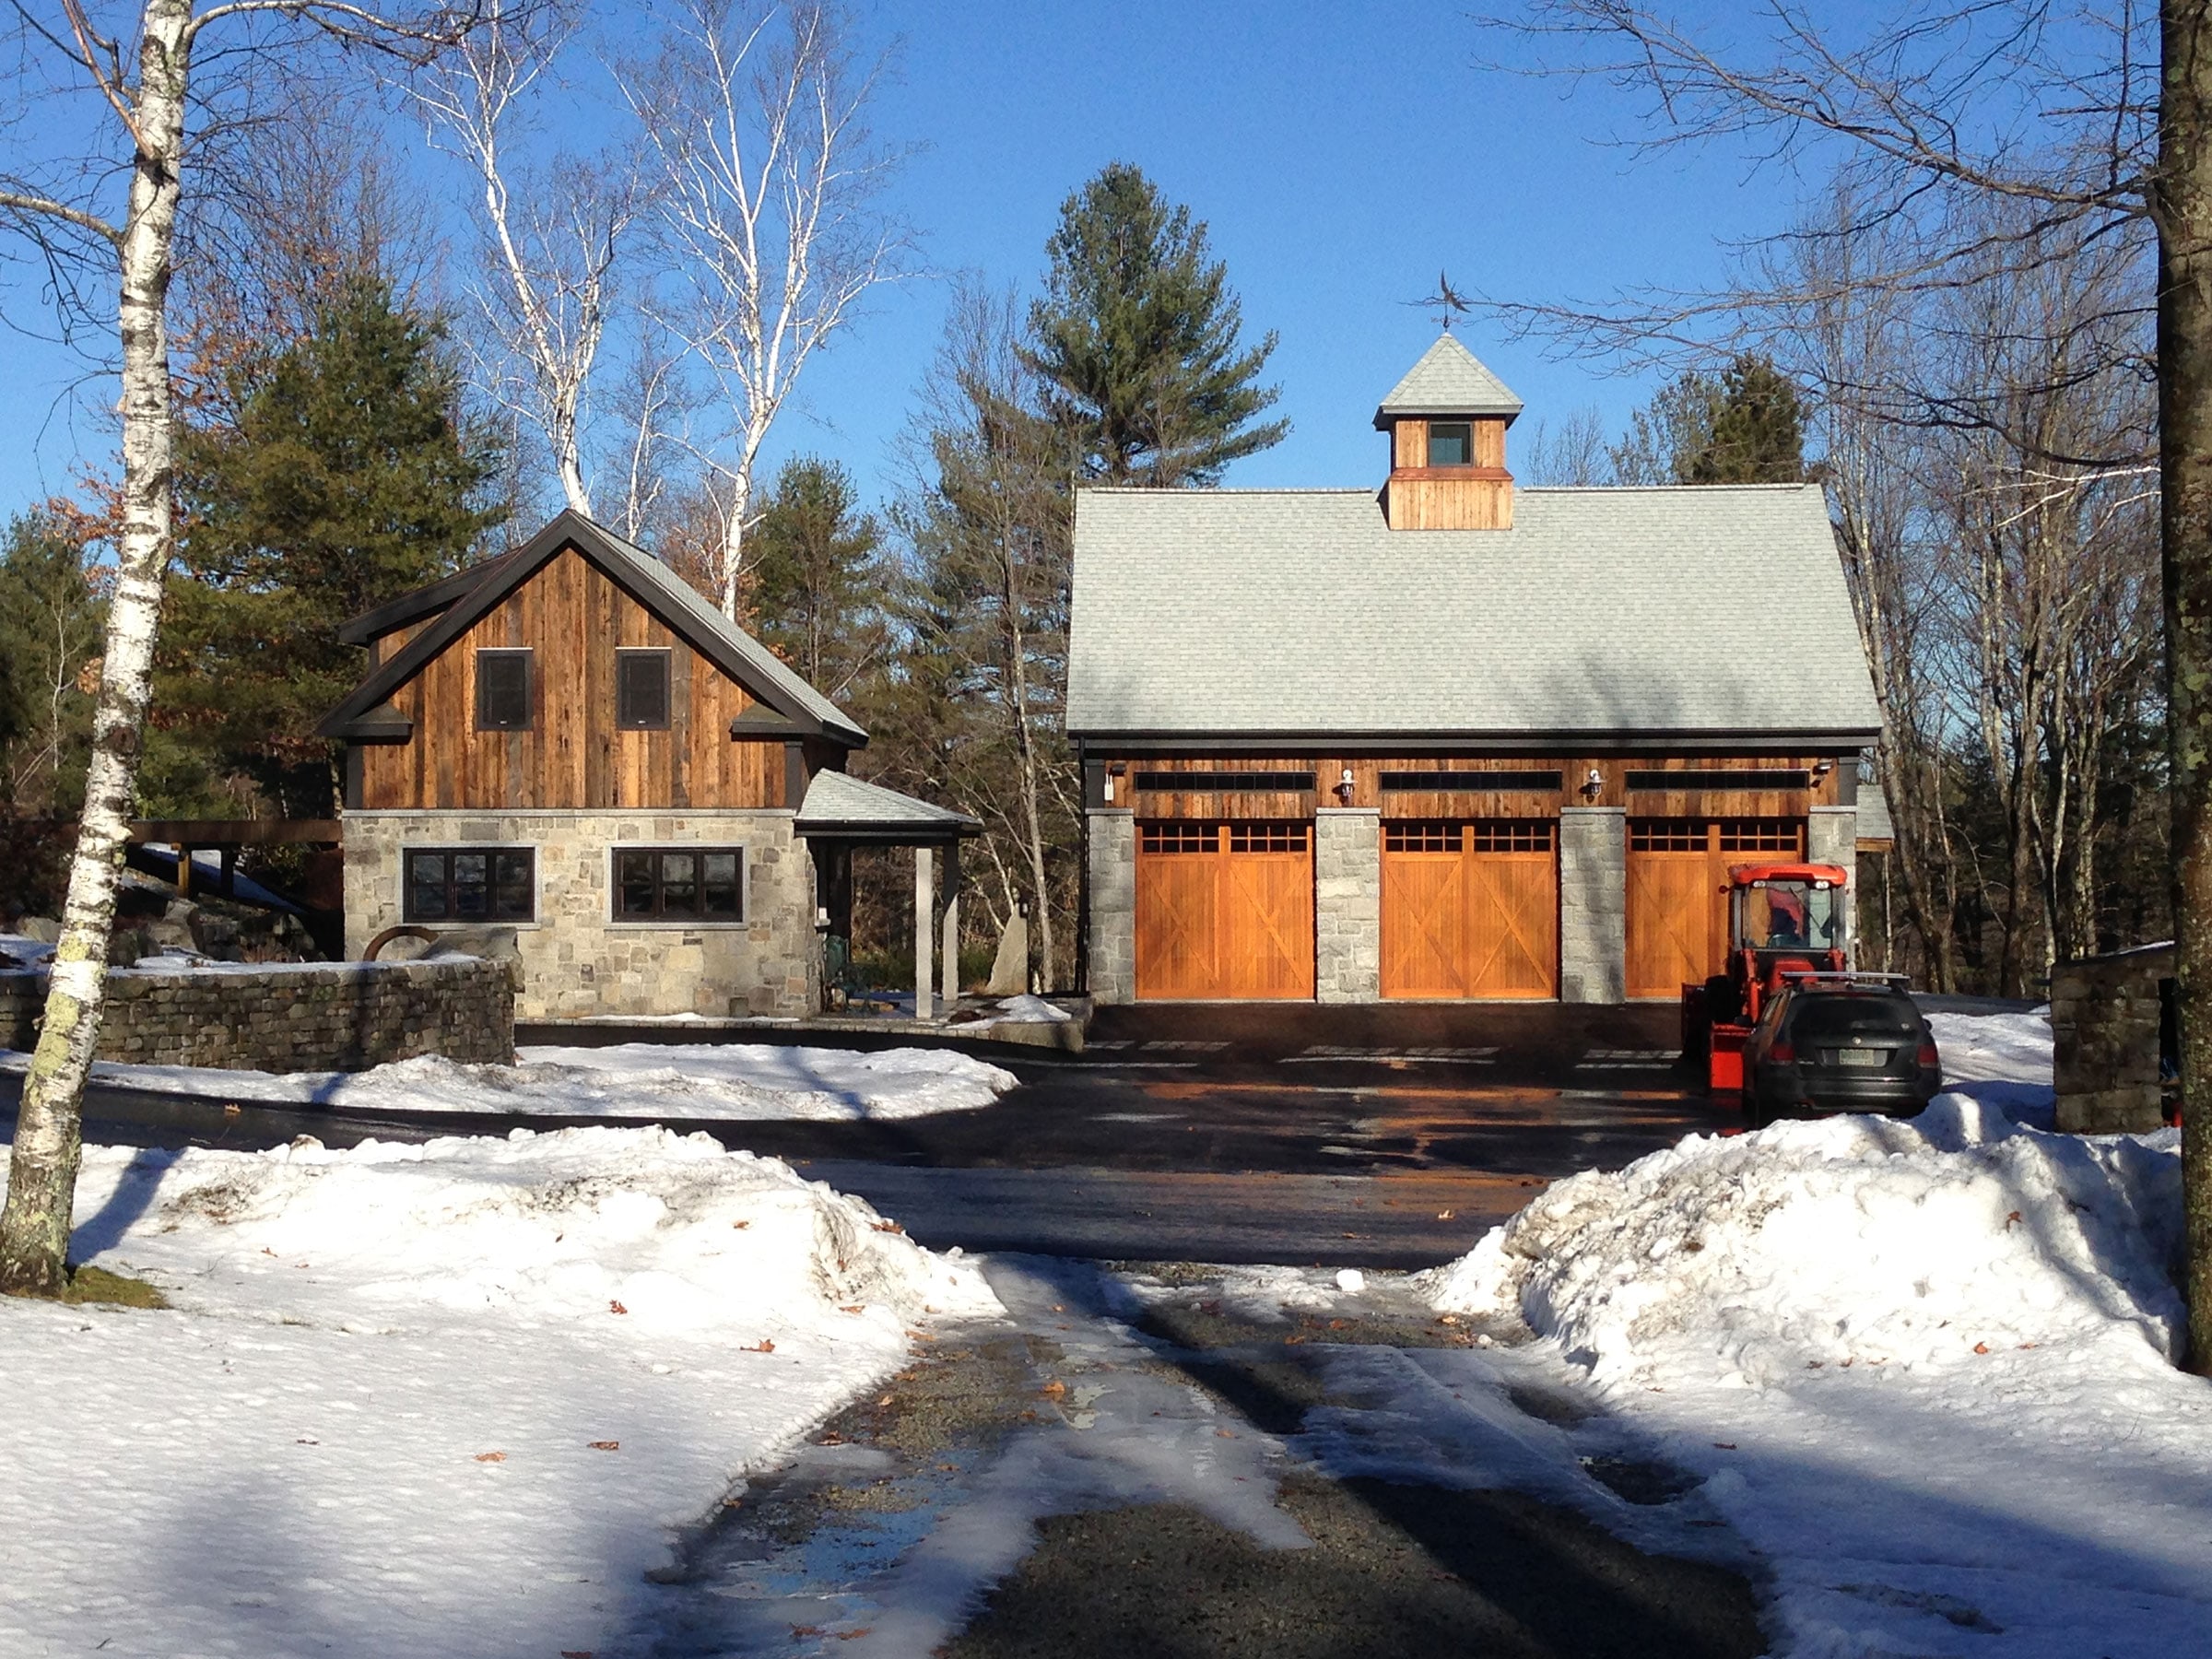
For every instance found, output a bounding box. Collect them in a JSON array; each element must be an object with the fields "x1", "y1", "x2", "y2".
[{"x1": 1066, "y1": 334, "x2": 1885, "y2": 1006}]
